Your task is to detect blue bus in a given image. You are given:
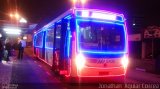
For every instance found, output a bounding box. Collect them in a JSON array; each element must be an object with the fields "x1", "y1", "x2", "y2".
[{"x1": 33, "y1": 8, "x2": 128, "y2": 82}]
